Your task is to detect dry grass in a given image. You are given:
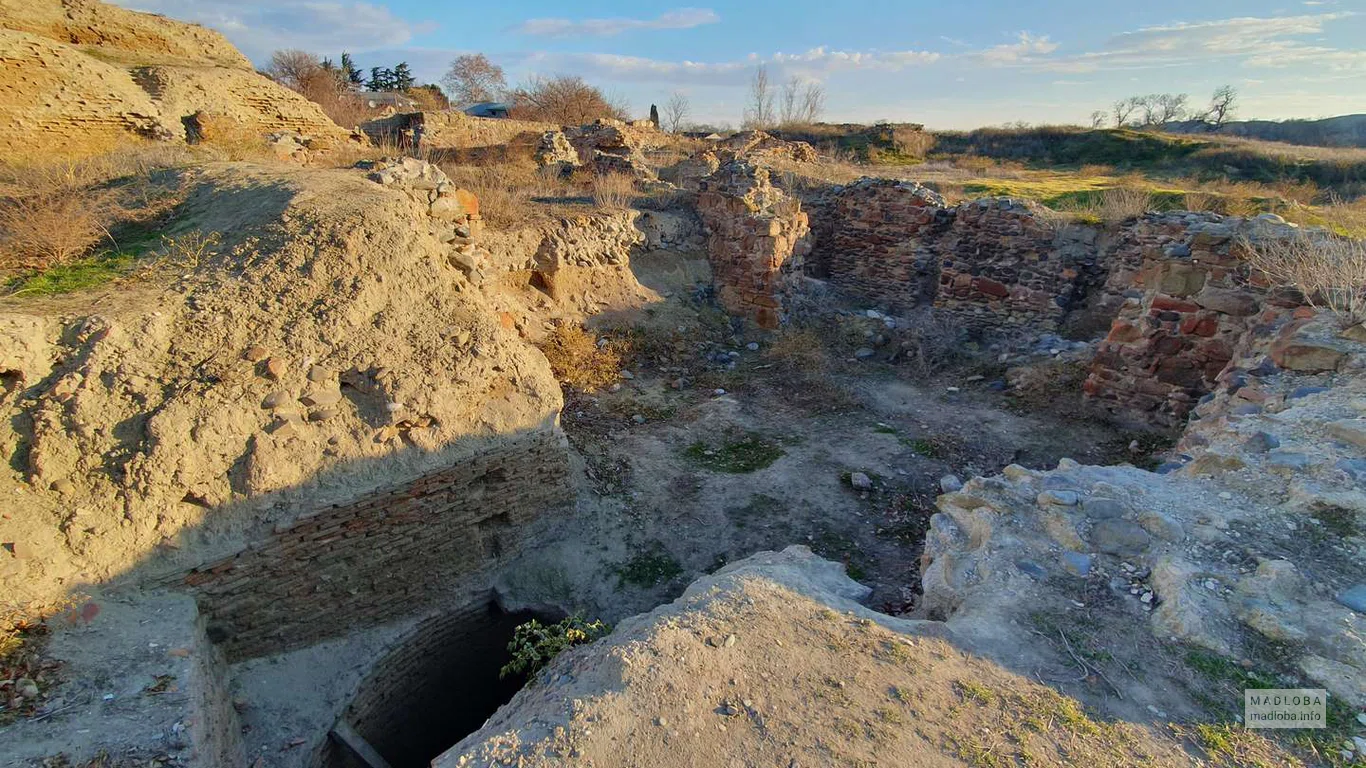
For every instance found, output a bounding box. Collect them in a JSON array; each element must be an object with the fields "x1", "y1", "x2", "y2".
[
  {"x1": 439, "y1": 161, "x2": 584, "y2": 229},
  {"x1": 1243, "y1": 232, "x2": 1366, "y2": 326},
  {"x1": 0, "y1": 145, "x2": 192, "y2": 272},
  {"x1": 765, "y1": 327, "x2": 832, "y2": 373},
  {"x1": 538, "y1": 325, "x2": 626, "y2": 392},
  {"x1": 591, "y1": 173, "x2": 637, "y2": 210}
]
